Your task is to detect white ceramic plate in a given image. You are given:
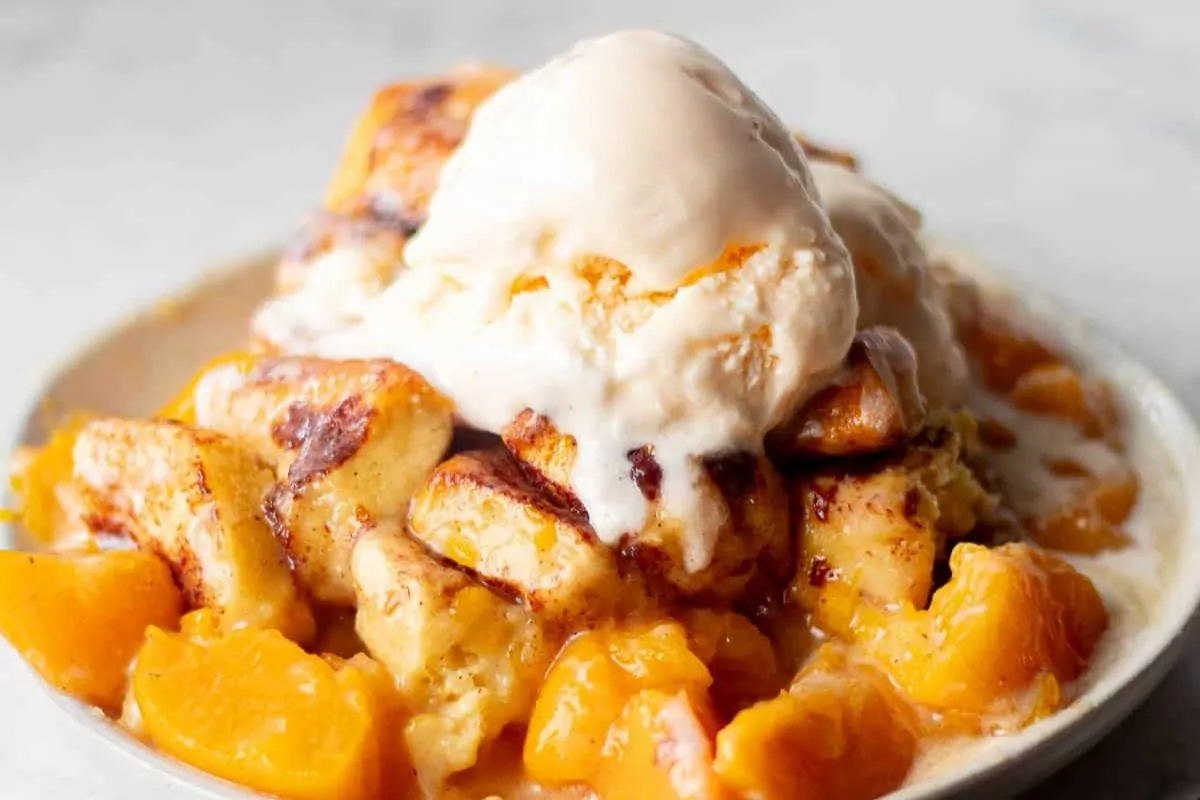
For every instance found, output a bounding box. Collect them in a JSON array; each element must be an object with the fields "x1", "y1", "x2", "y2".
[{"x1": 3, "y1": 249, "x2": 1199, "y2": 800}]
